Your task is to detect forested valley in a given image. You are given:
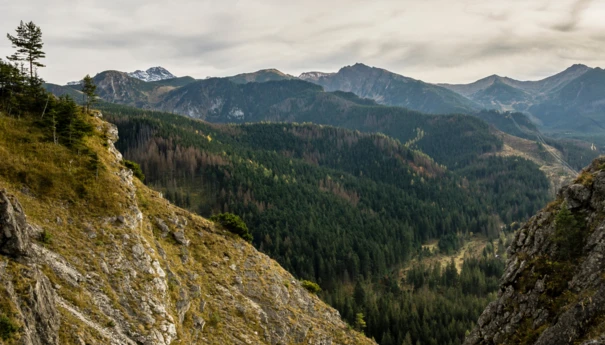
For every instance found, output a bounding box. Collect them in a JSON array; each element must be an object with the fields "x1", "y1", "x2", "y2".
[{"x1": 103, "y1": 103, "x2": 550, "y2": 344}]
